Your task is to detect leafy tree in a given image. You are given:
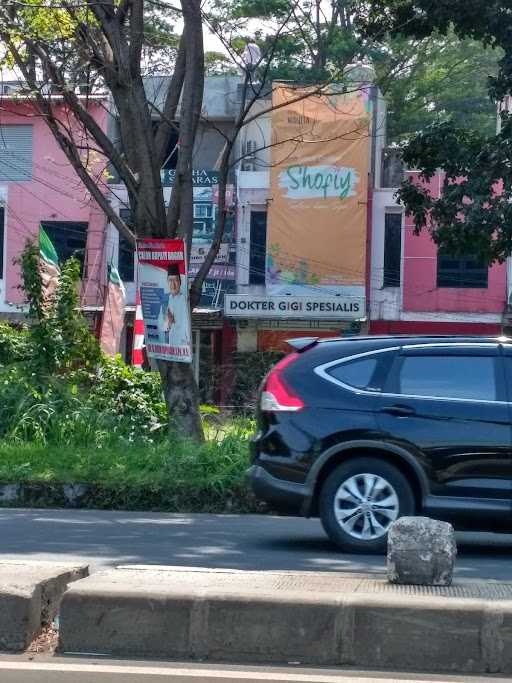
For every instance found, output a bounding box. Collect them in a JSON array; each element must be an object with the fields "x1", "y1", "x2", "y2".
[
  {"x1": 212, "y1": 1, "x2": 501, "y2": 143},
  {"x1": 361, "y1": 1, "x2": 512, "y2": 262},
  {"x1": 374, "y1": 32, "x2": 501, "y2": 142},
  {"x1": 0, "y1": 0, "x2": 206, "y2": 439}
]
